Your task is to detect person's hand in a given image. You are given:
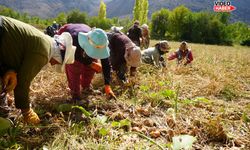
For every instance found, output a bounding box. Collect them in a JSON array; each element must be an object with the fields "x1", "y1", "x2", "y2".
[
  {"x1": 3, "y1": 71, "x2": 17, "y2": 93},
  {"x1": 105, "y1": 85, "x2": 117, "y2": 100},
  {"x1": 90, "y1": 62, "x2": 102, "y2": 73},
  {"x1": 21, "y1": 108, "x2": 40, "y2": 125}
]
